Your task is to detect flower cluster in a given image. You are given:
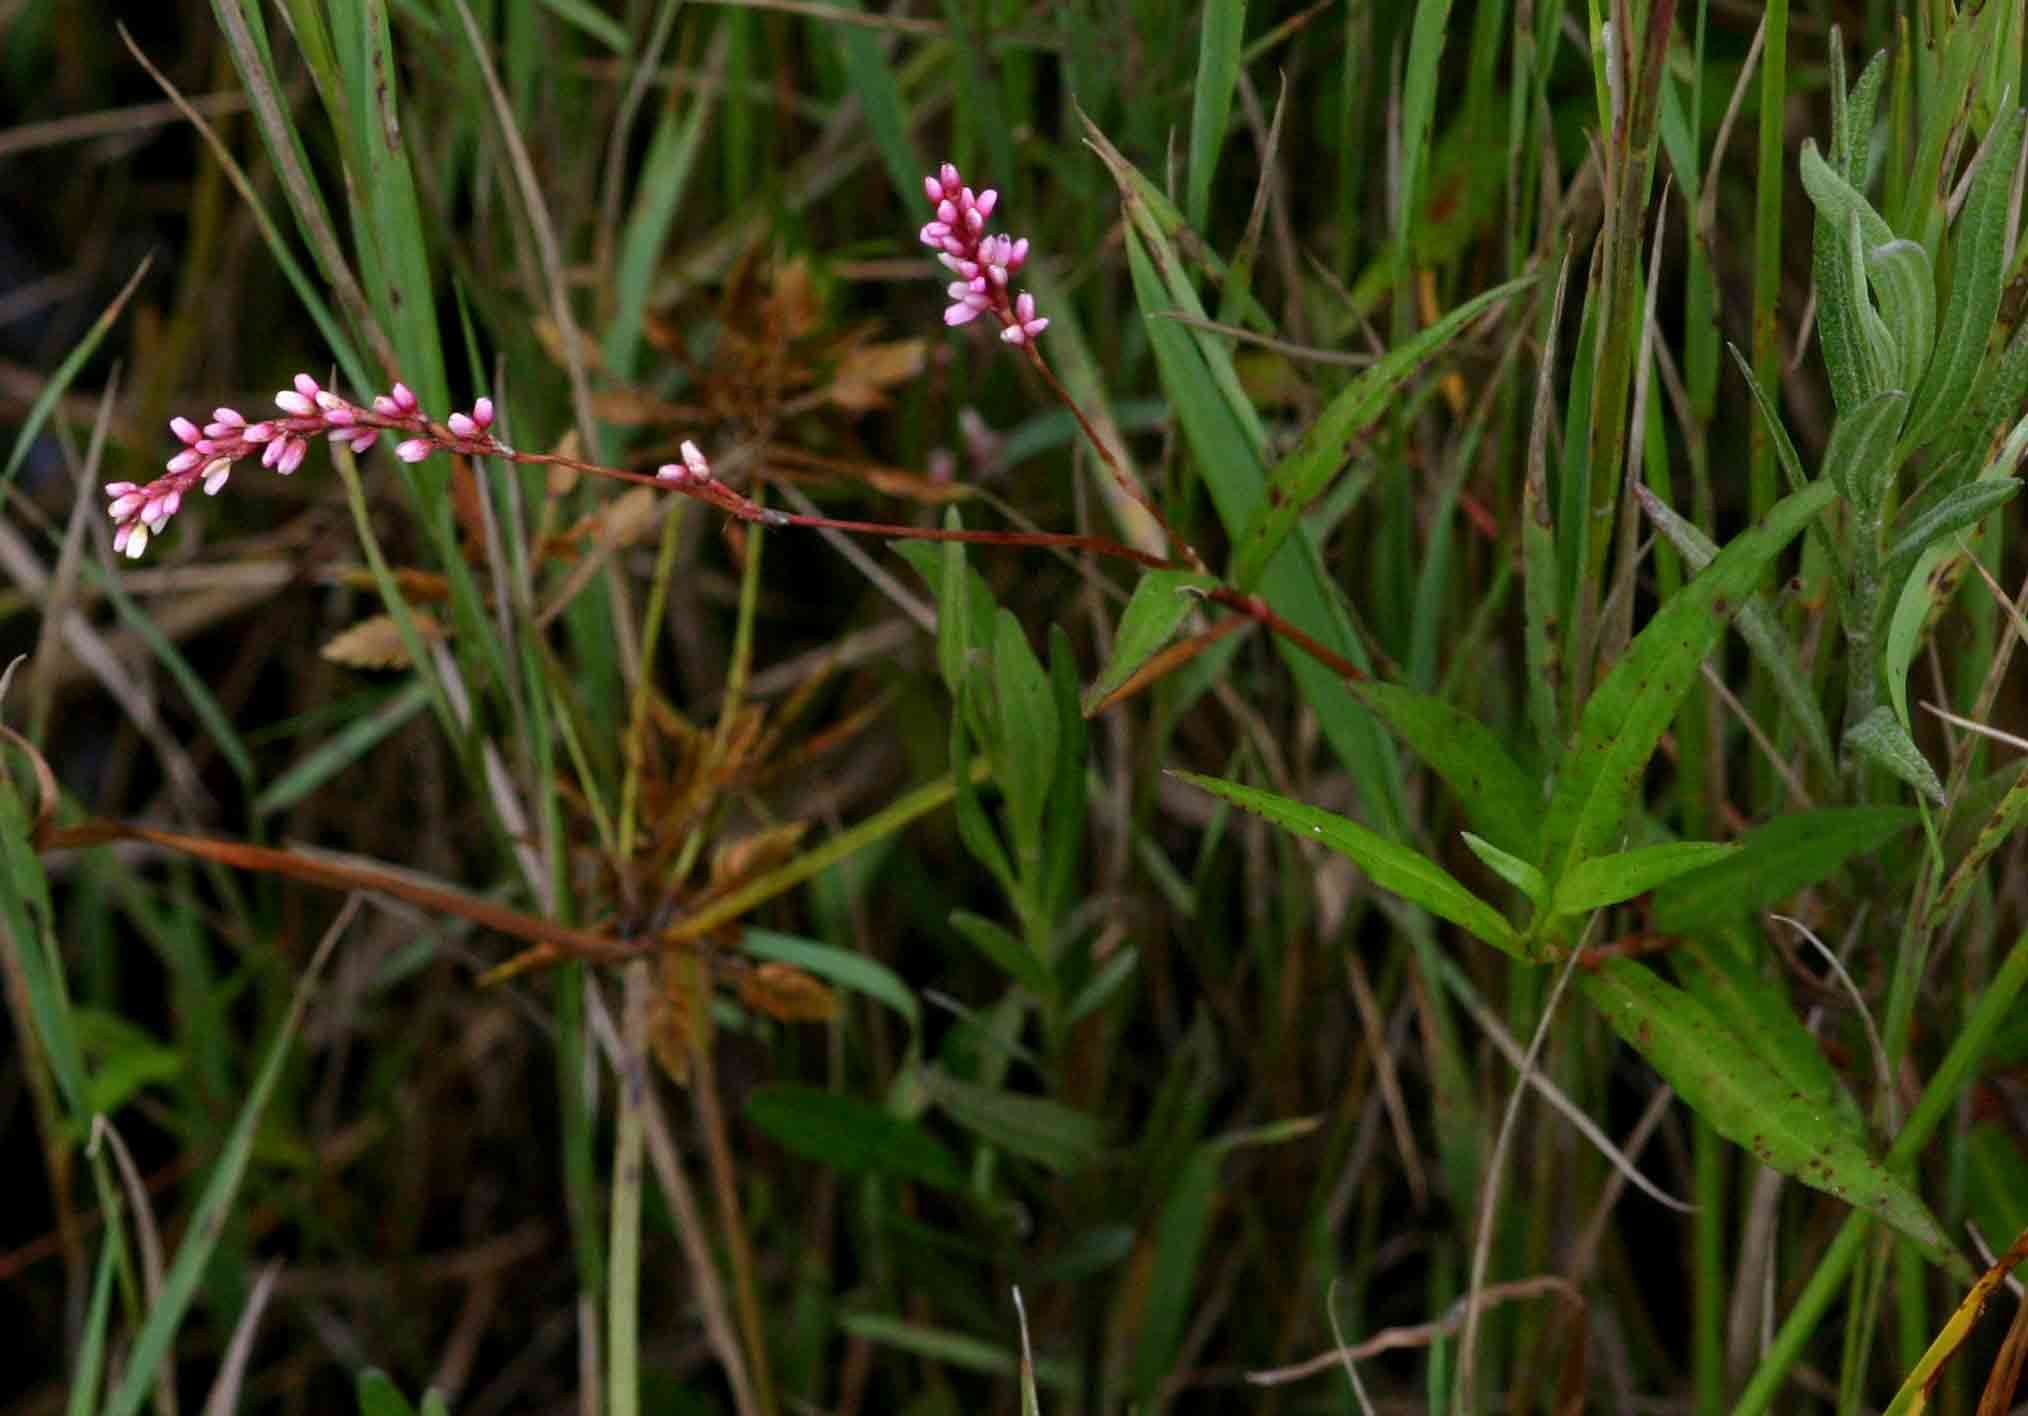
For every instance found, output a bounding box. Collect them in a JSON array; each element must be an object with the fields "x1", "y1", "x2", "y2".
[
  {"x1": 107, "y1": 374, "x2": 509, "y2": 558},
  {"x1": 919, "y1": 163, "x2": 1049, "y2": 346}
]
